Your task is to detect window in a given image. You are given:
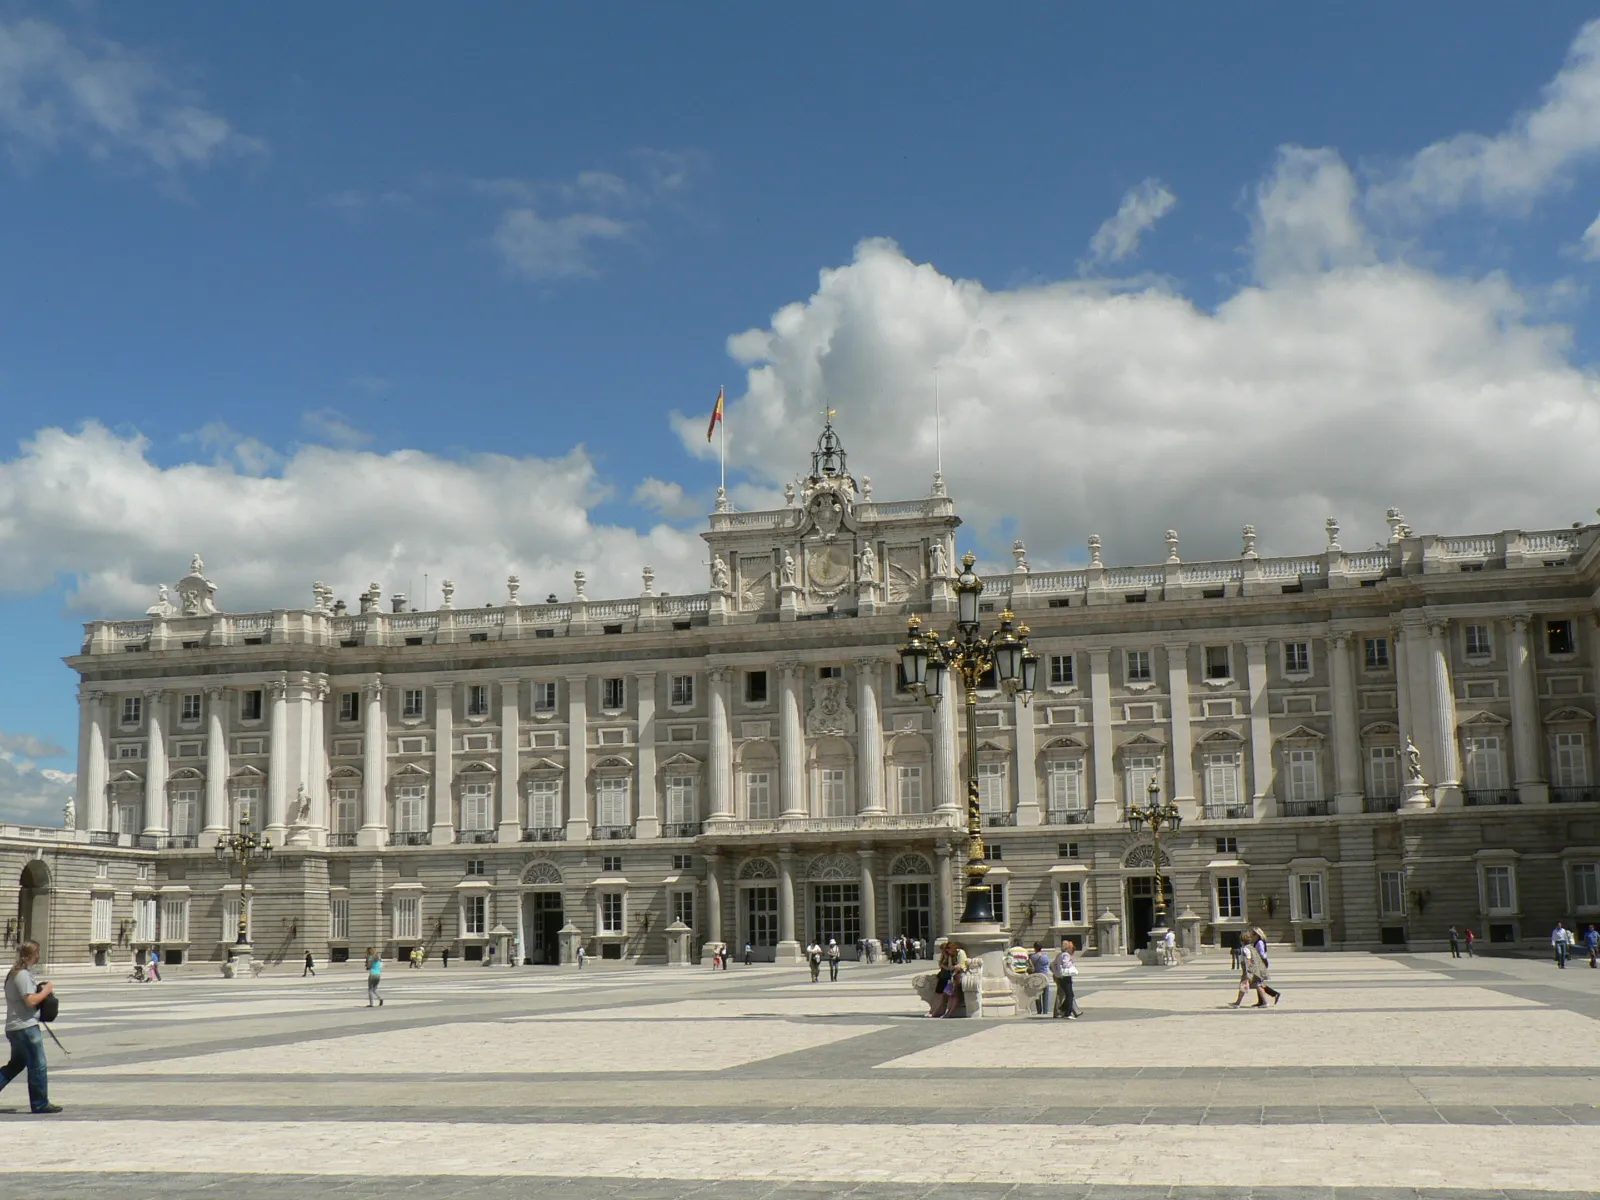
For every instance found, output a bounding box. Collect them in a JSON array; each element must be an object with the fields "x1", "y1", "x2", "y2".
[
  {"x1": 136, "y1": 863, "x2": 151, "y2": 881},
  {"x1": 672, "y1": 854, "x2": 693, "y2": 871},
  {"x1": 1573, "y1": 863, "x2": 1600, "y2": 910},
  {"x1": 116, "y1": 743, "x2": 142, "y2": 760},
  {"x1": 339, "y1": 691, "x2": 359, "y2": 722},
  {"x1": 1293, "y1": 873, "x2": 1325, "y2": 921},
  {"x1": 92, "y1": 896, "x2": 114, "y2": 944},
  {"x1": 989, "y1": 844, "x2": 1004, "y2": 861},
  {"x1": 1483, "y1": 864, "x2": 1515, "y2": 913},
  {"x1": 533, "y1": 681, "x2": 557, "y2": 712},
  {"x1": 1058, "y1": 880, "x2": 1084, "y2": 924},
  {"x1": 1126, "y1": 650, "x2": 1151, "y2": 683},
  {"x1": 897, "y1": 765, "x2": 925, "y2": 814},
  {"x1": 819, "y1": 768, "x2": 848, "y2": 817},
  {"x1": 1368, "y1": 746, "x2": 1401, "y2": 800},
  {"x1": 602, "y1": 854, "x2": 623, "y2": 872},
  {"x1": 600, "y1": 893, "x2": 624, "y2": 933},
  {"x1": 170, "y1": 789, "x2": 197, "y2": 837},
  {"x1": 396, "y1": 784, "x2": 427, "y2": 832},
  {"x1": 1216, "y1": 836, "x2": 1239, "y2": 854},
  {"x1": 1548, "y1": 620, "x2": 1576, "y2": 656},
  {"x1": 234, "y1": 786, "x2": 261, "y2": 831},
  {"x1": 1465, "y1": 735, "x2": 1507, "y2": 792},
  {"x1": 1283, "y1": 642, "x2": 1310, "y2": 675},
  {"x1": 597, "y1": 777, "x2": 629, "y2": 827},
  {"x1": 1379, "y1": 870, "x2": 1406, "y2": 917},
  {"x1": 134, "y1": 897, "x2": 157, "y2": 943},
  {"x1": 1286, "y1": 748, "x2": 1321, "y2": 803},
  {"x1": 161, "y1": 897, "x2": 189, "y2": 943},
  {"x1": 463, "y1": 895, "x2": 487, "y2": 937},
  {"x1": 332, "y1": 789, "x2": 358, "y2": 837},
  {"x1": 745, "y1": 771, "x2": 772, "y2": 820},
  {"x1": 977, "y1": 762, "x2": 1007, "y2": 813},
  {"x1": 670, "y1": 675, "x2": 695, "y2": 707},
  {"x1": 1059, "y1": 842, "x2": 1080, "y2": 858},
  {"x1": 1555, "y1": 733, "x2": 1590, "y2": 788},
  {"x1": 989, "y1": 881, "x2": 1007, "y2": 925},
  {"x1": 1216, "y1": 876, "x2": 1243, "y2": 920},
  {"x1": 121, "y1": 695, "x2": 143, "y2": 726},
  {"x1": 467, "y1": 684, "x2": 490, "y2": 717},
  {"x1": 1124, "y1": 755, "x2": 1159, "y2": 806},
  {"x1": 329, "y1": 898, "x2": 349, "y2": 941},
  {"x1": 393, "y1": 895, "x2": 421, "y2": 941},
  {"x1": 180, "y1": 693, "x2": 202, "y2": 723},
  {"x1": 223, "y1": 896, "x2": 250, "y2": 942},
  {"x1": 461, "y1": 782, "x2": 493, "y2": 831},
  {"x1": 1204, "y1": 752, "x2": 1242, "y2": 811},
  {"x1": 602, "y1": 678, "x2": 625, "y2": 710},
  {"x1": 402, "y1": 689, "x2": 425, "y2": 719},
  {"x1": 1364, "y1": 637, "x2": 1390, "y2": 671},
  {"x1": 745, "y1": 670, "x2": 769, "y2": 704},
  {"x1": 1046, "y1": 759, "x2": 1084, "y2": 812},
  {"x1": 1049, "y1": 654, "x2": 1074, "y2": 687},
  {"x1": 1205, "y1": 646, "x2": 1231, "y2": 680},
  {"x1": 665, "y1": 775, "x2": 697, "y2": 826},
  {"x1": 670, "y1": 889, "x2": 696, "y2": 929},
  {"x1": 527, "y1": 779, "x2": 561, "y2": 828},
  {"x1": 241, "y1": 690, "x2": 264, "y2": 721},
  {"x1": 96, "y1": 862, "x2": 108, "y2": 880},
  {"x1": 818, "y1": 666, "x2": 842, "y2": 679},
  {"x1": 1465, "y1": 624, "x2": 1492, "y2": 658},
  {"x1": 465, "y1": 858, "x2": 487, "y2": 876}
]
